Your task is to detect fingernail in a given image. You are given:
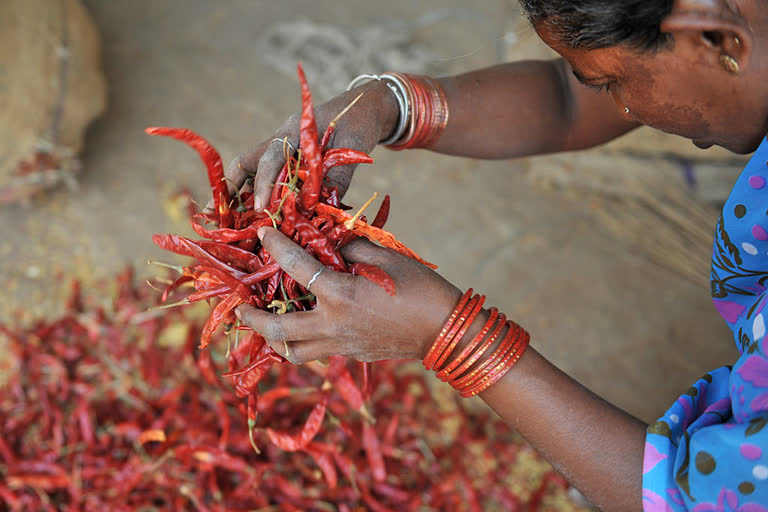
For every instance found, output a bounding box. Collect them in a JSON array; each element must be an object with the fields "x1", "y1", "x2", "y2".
[
  {"x1": 254, "y1": 199, "x2": 264, "y2": 211},
  {"x1": 257, "y1": 227, "x2": 266, "y2": 240},
  {"x1": 234, "y1": 307, "x2": 242, "y2": 320}
]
